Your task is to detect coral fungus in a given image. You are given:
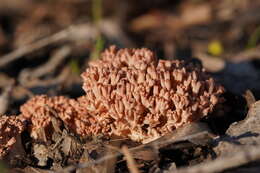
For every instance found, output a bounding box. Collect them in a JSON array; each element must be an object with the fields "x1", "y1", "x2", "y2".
[
  {"x1": 0, "y1": 115, "x2": 25, "y2": 158},
  {"x1": 20, "y1": 95, "x2": 99, "y2": 140},
  {"x1": 81, "y1": 46, "x2": 225, "y2": 143},
  {"x1": 0, "y1": 46, "x2": 225, "y2": 147}
]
